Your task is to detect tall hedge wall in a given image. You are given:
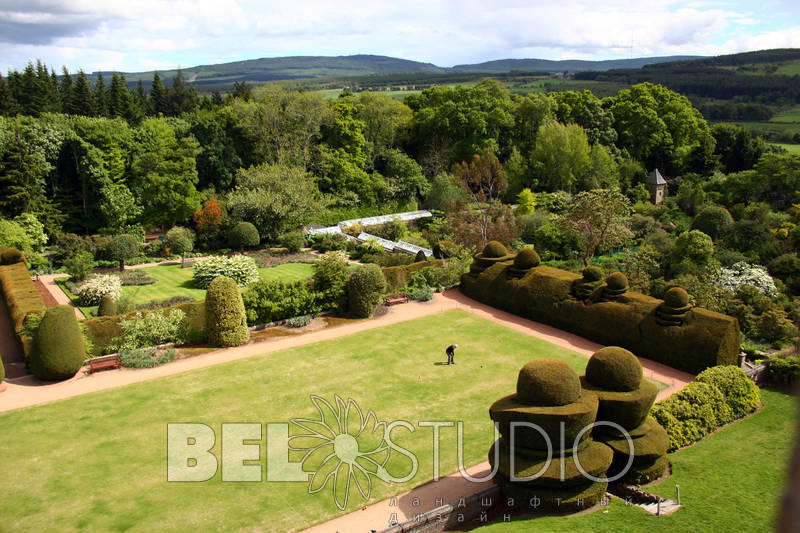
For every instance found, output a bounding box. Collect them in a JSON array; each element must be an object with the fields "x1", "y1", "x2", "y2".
[
  {"x1": 0, "y1": 262, "x2": 46, "y2": 357},
  {"x1": 382, "y1": 259, "x2": 443, "y2": 292},
  {"x1": 460, "y1": 262, "x2": 739, "y2": 374},
  {"x1": 83, "y1": 300, "x2": 206, "y2": 356}
]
